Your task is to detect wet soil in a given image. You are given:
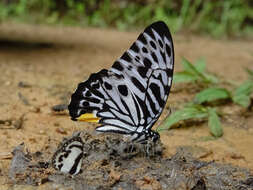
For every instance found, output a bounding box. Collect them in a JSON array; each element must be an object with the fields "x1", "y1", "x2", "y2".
[{"x1": 0, "y1": 22, "x2": 253, "y2": 189}]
